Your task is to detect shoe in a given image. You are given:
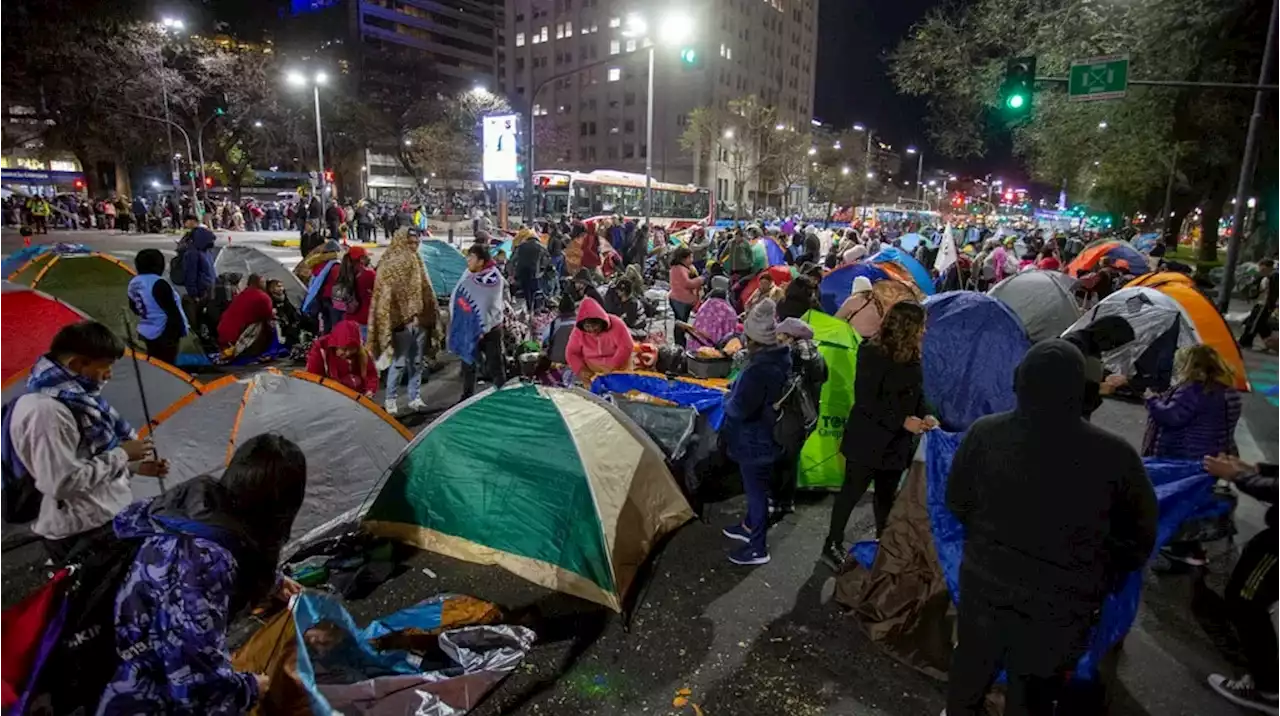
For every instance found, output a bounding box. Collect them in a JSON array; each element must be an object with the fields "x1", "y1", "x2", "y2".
[
  {"x1": 406, "y1": 397, "x2": 428, "y2": 412},
  {"x1": 1207, "y1": 673, "x2": 1279, "y2": 714},
  {"x1": 383, "y1": 399, "x2": 399, "y2": 416},
  {"x1": 728, "y1": 544, "x2": 770, "y2": 566},
  {"x1": 722, "y1": 523, "x2": 752, "y2": 543},
  {"x1": 820, "y1": 539, "x2": 847, "y2": 571},
  {"x1": 1160, "y1": 544, "x2": 1208, "y2": 567}
]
